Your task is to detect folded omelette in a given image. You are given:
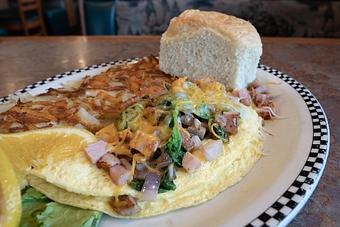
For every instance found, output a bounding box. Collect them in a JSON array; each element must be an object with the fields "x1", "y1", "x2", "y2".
[{"x1": 0, "y1": 57, "x2": 264, "y2": 218}]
